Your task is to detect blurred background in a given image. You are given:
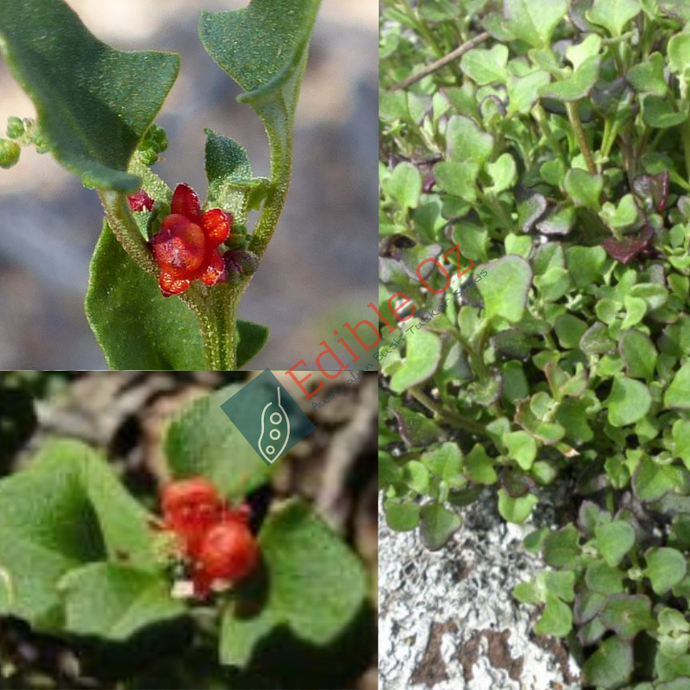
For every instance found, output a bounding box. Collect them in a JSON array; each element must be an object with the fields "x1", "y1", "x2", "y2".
[{"x1": 0, "y1": 0, "x2": 377, "y2": 370}]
